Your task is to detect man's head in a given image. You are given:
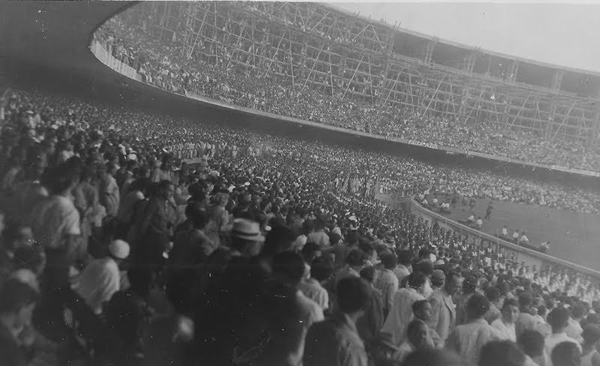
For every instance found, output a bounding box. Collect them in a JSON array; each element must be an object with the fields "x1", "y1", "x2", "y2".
[
  {"x1": 518, "y1": 291, "x2": 533, "y2": 311},
  {"x1": 231, "y1": 219, "x2": 265, "y2": 257},
  {"x1": 501, "y1": 298, "x2": 520, "y2": 324},
  {"x1": 158, "y1": 180, "x2": 175, "y2": 201},
  {"x1": 397, "y1": 250, "x2": 413, "y2": 266},
  {"x1": 345, "y1": 249, "x2": 367, "y2": 270},
  {"x1": 359, "y1": 266, "x2": 377, "y2": 284},
  {"x1": 406, "y1": 319, "x2": 429, "y2": 349},
  {"x1": 336, "y1": 277, "x2": 370, "y2": 317},
  {"x1": 0, "y1": 278, "x2": 39, "y2": 337},
  {"x1": 582, "y1": 324, "x2": 600, "y2": 347},
  {"x1": 407, "y1": 271, "x2": 427, "y2": 294},
  {"x1": 380, "y1": 252, "x2": 397, "y2": 270},
  {"x1": 518, "y1": 329, "x2": 545, "y2": 359},
  {"x1": 431, "y1": 270, "x2": 445, "y2": 288},
  {"x1": 271, "y1": 251, "x2": 305, "y2": 287},
  {"x1": 548, "y1": 307, "x2": 570, "y2": 333},
  {"x1": 466, "y1": 294, "x2": 490, "y2": 321},
  {"x1": 479, "y1": 340, "x2": 525, "y2": 366},
  {"x1": 571, "y1": 303, "x2": 586, "y2": 320},
  {"x1": 310, "y1": 256, "x2": 334, "y2": 283},
  {"x1": 551, "y1": 341, "x2": 581, "y2": 366},
  {"x1": 485, "y1": 286, "x2": 502, "y2": 306},
  {"x1": 444, "y1": 271, "x2": 463, "y2": 297},
  {"x1": 412, "y1": 300, "x2": 433, "y2": 322},
  {"x1": 186, "y1": 202, "x2": 207, "y2": 230}
]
